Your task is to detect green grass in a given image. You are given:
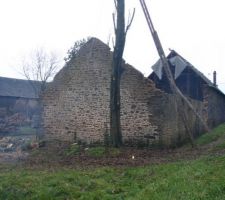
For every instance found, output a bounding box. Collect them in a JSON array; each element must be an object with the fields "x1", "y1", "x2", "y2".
[
  {"x1": 86, "y1": 146, "x2": 106, "y2": 157},
  {"x1": 65, "y1": 143, "x2": 81, "y2": 156},
  {"x1": 195, "y1": 123, "x2": 225, "y2": 145},
  {"x1": 1, "y1": 155, "x2": 225, "y2": 199},
  {"x1": 2, "y1": 123, "x2": 225, "y2": 199},
  {"x1": 86, "y1": 147, "x2": 121, "y2": 157},
  {"x1": 214, "y1": 141, "x2": 225, "y2": 151}
]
